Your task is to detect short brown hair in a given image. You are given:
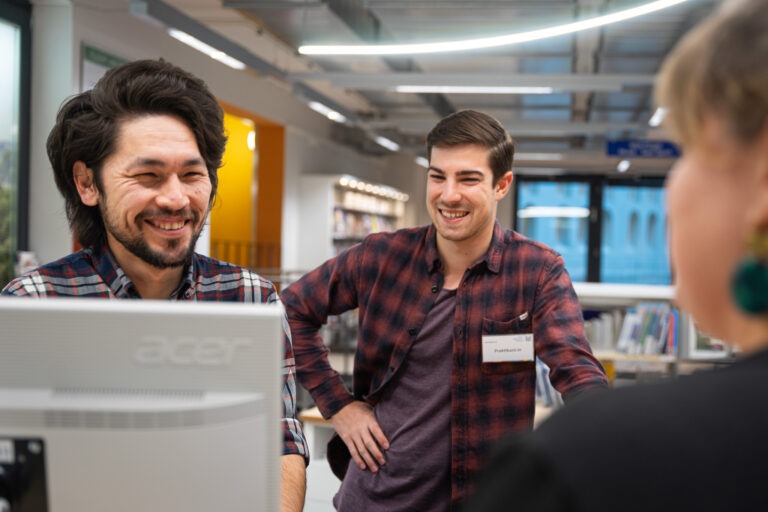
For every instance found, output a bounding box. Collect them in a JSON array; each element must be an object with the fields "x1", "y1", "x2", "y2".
[
  {"x1": 655, "y1": 0, "x2": 768, "y2": 146},
  {"x1": 426, "y1": 109, "x2": 515, "y2": 184},
  {"x1": 47, "y1": 59, "x2": 227, "y2": 248}
]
